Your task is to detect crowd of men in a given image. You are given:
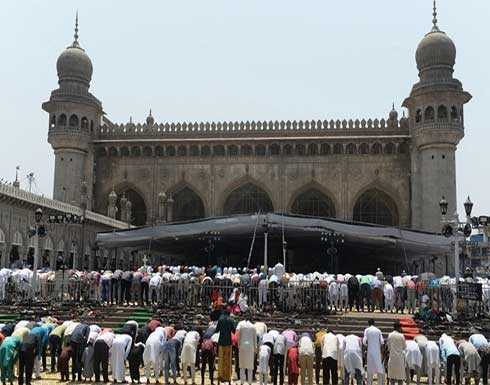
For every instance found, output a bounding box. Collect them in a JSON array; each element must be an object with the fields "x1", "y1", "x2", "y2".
[
  {"x1": 1, "y1": 264, "x2": 488, "y2": 315},
  {"x1": 0, "y1": 311, "x2": 488, "y2": 385}
]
